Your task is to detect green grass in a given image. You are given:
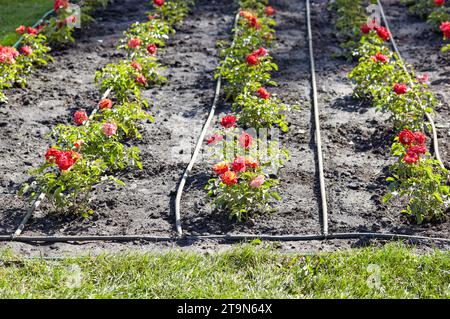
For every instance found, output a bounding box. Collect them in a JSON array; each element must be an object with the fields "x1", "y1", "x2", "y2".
[
  {"x1": 0, "y1": 242, "x2": 449, "y2": 298},
  {"x1": 0, "y1": 0, "x2": 54, "y2": 46}
]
